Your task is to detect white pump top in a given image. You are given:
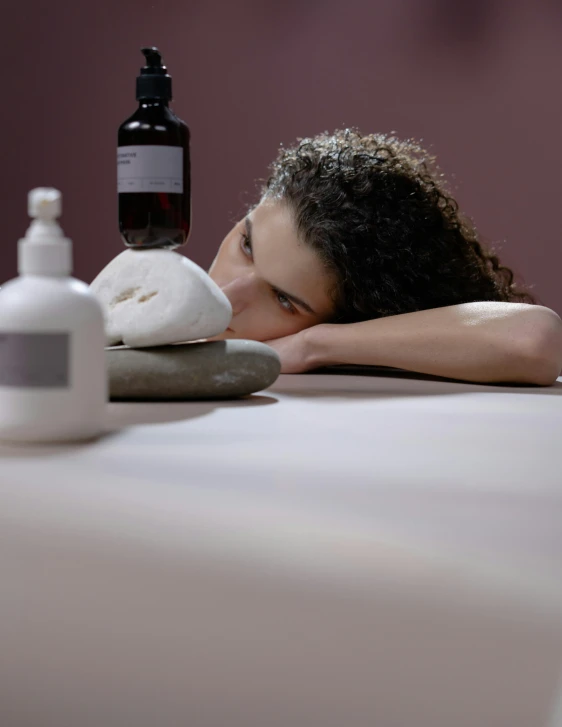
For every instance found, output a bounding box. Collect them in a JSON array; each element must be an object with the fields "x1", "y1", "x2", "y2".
[{"x1": 18, "y1": 188, "x2": 73, "y2": 276}]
